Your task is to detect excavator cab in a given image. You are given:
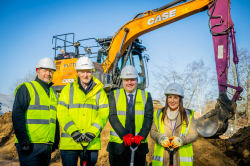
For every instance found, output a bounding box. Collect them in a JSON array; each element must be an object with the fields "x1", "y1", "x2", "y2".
[
  {"x1": 51, "y1": 33, "x2": 149, "y2": 94},
  {"x1": 96, "y1": 37, "x2": 148, "y2": 92}
]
